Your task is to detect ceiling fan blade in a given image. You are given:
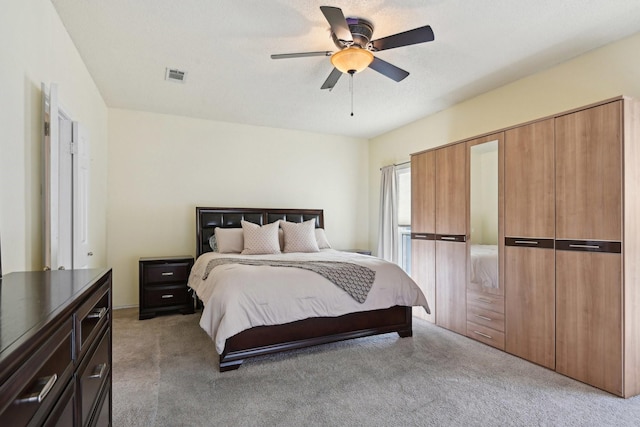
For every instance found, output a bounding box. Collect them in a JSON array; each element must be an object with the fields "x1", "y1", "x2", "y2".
[
  {"x1": 370, "y1": 25, "x2": 434, "y2": 51},
  {"x1": 321, "y1": 68, "x2": 343, "y2": 90},
  {"x1": 271, "y1": 51, "x2": 332, "y2": 59},
  {"x1": 368, "y1": 57, "x2": 410, "y2": 82},
  {"x1": 320, "y1": 6, "x2": 353, "y2": 43}
]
